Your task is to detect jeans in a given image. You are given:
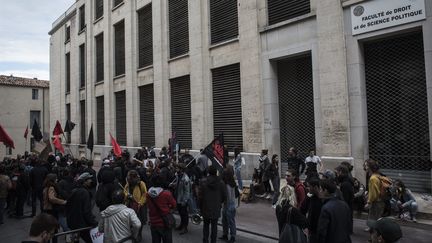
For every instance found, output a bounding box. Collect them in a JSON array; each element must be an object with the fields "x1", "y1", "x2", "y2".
[
  {"x1": 235, "y1": 168, "x2": 243, "y2": 190},
  {"x1": 271, "y1": 176, "x2": 280, "y2": 205},
  {"x1": 31, "y1": 188, "x2": 43, "y2": 215},
  {"x1": 222, "y1": 204, "x2": 236, "y2": 238},
  {"x1": 15, "y1": 194, "x2": 26, "y2": 217},
  {"x1": 187, "y1": 196, "x2": 198, "y2": 215},
  {"x1": 58, "y1": 213, "x2": 70, "y2": 232},
  {"x1": 390, "y1": 199, "x2": 418, "y2": 218},
  {"x1": 203, "y1": 218, "x2": 218, "y2": 243},
  {"x1": 151, "y1": 226, "x2": 172, "y2": 243},
  {"x1": 177, "y1": 204, "x2": 189, "y2": 229},
  {"x1": 0, "y1": 198, "x2": 5, "y2": 224}
]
